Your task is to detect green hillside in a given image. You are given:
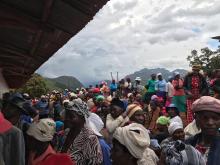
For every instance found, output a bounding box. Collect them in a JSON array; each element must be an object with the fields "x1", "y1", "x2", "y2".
[{"x1": 44, "y1": 76, "x2": 84, "y2": 91}]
